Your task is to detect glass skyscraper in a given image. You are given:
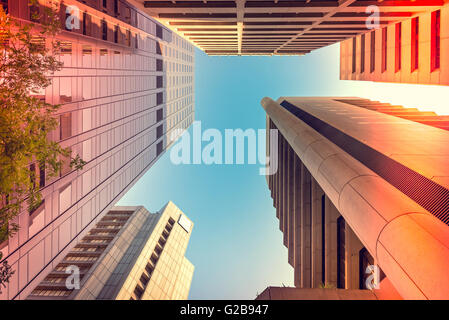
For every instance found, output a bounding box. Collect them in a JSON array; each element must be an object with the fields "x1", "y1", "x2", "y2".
[{"x1": 0, "y1": 0, "x2": 194, "y2": 300}]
